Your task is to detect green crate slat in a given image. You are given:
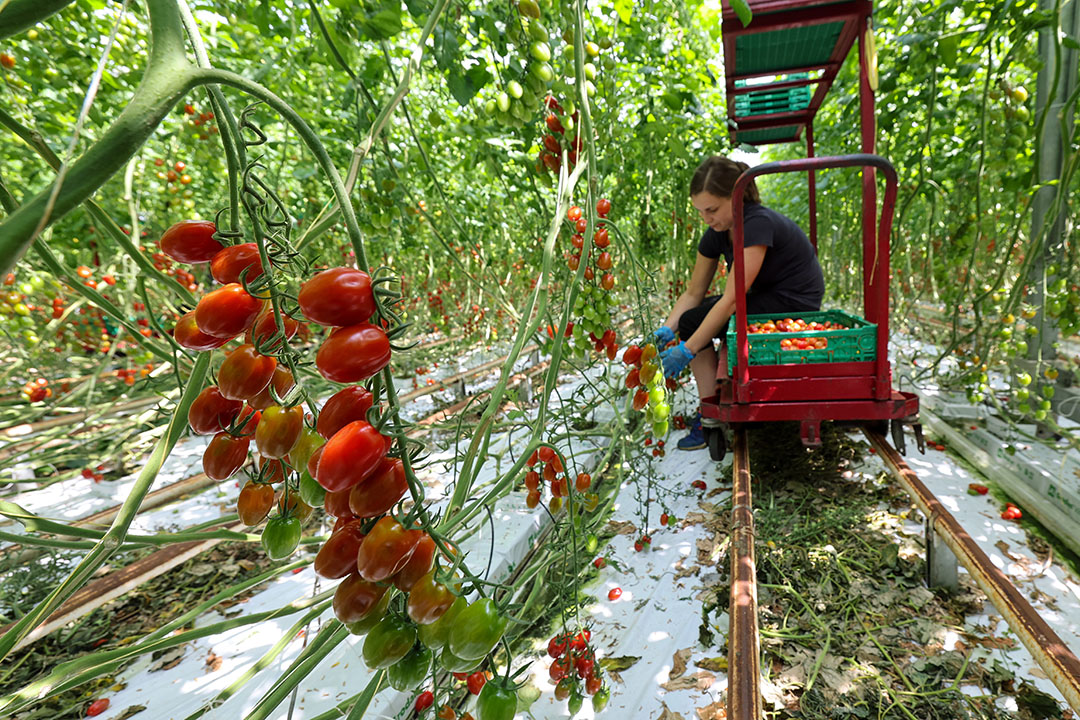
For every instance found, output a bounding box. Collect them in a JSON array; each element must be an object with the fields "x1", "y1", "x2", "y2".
[
  {"x1": 734, "y1": 71, "x2": 812, "y2": 89},
  {"x1": 726, "y1": 309, "x2": 877, "y2": 367},
  {"x1": 734, "y1": 20, "x2": 845, "y2": 75},
  {"x1": 735, "y1": 125, "x2": 802, "y2": 144}
]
